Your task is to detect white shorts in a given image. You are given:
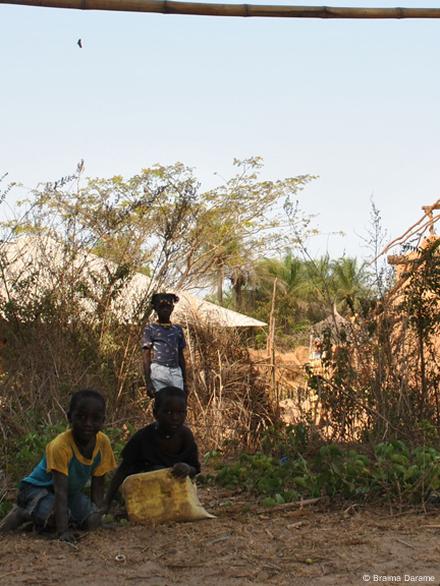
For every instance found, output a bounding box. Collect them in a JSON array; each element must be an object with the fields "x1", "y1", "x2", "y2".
[{"x1": 150, "y1": 363, "x2": 184, "y2": 393}]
